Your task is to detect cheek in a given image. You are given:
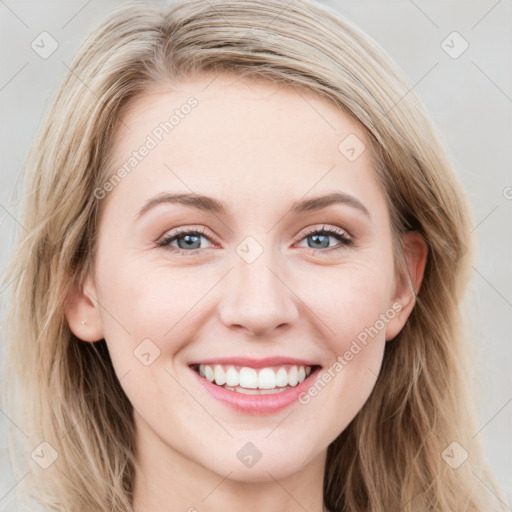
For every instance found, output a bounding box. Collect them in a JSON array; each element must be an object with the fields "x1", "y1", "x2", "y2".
[
  {"x1": 295, "y1": 259, "x2": 394, "y2": 344},
  {"x1": 291, "y1": 263, "x2": 393, "y2": 424},
  {"x1": 331, "y1": 277, "x2": 391, "y2": 357},
  {"x1": 95, "y1": 256, "x2": 212, "y2": 365},
  {"x1": 93, "y1": 260, "x2": 204, "y2": 419}
]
